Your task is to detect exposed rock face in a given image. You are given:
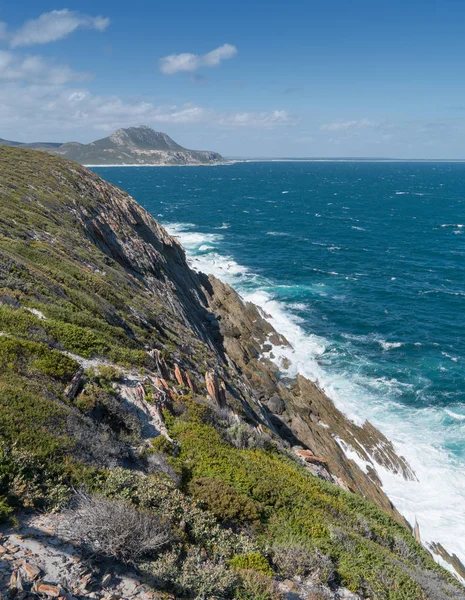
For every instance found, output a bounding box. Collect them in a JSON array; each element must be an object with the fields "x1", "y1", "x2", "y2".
[{"x1": 204, "y1": 276, "x2": 414, "y2": 521}]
